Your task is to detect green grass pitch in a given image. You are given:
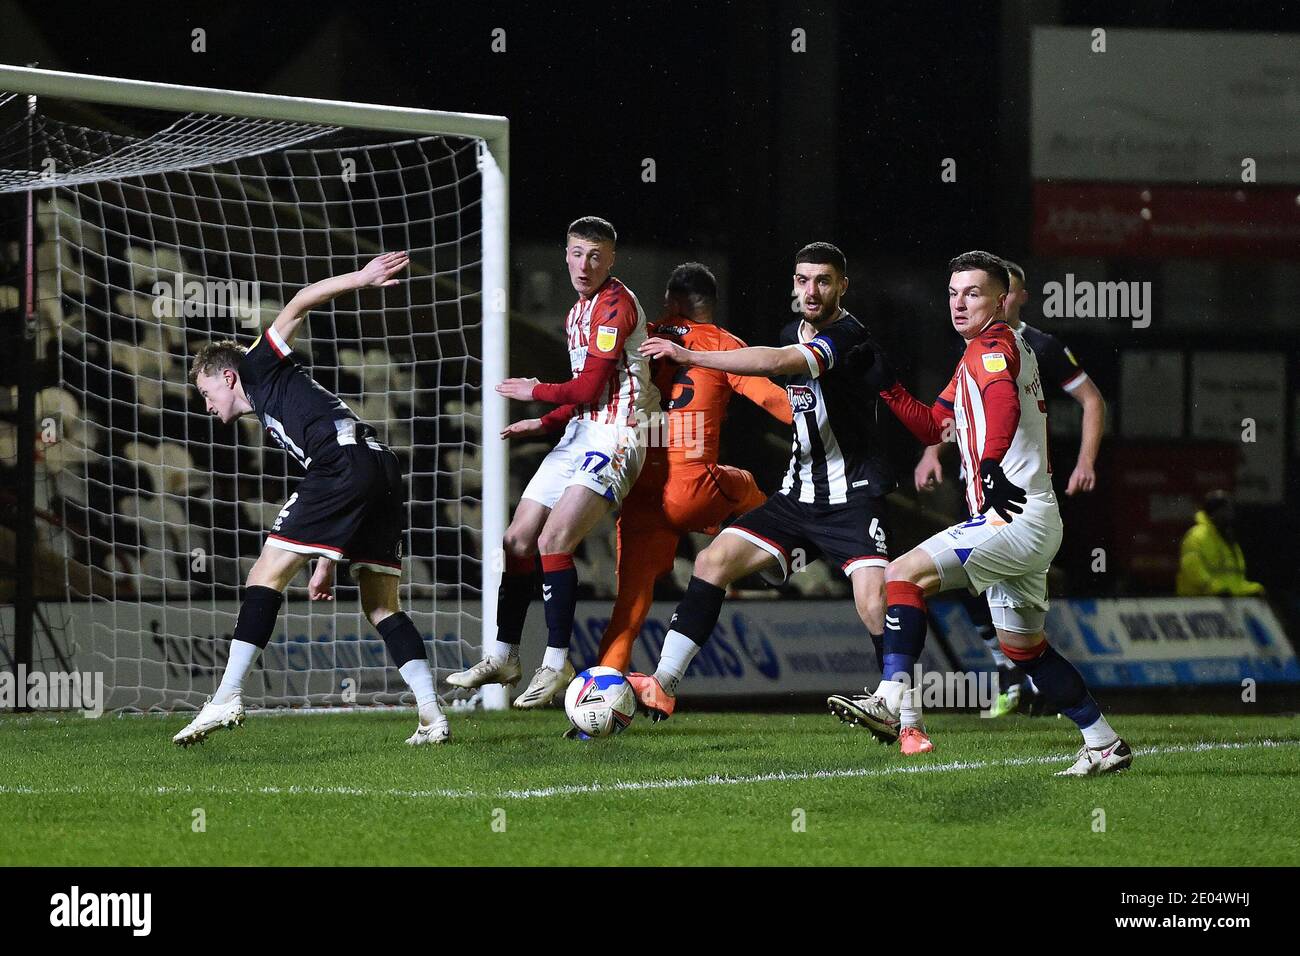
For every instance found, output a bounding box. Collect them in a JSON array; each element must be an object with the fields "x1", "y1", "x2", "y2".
[{"x1": 3, "y1": 710, "x2": 1298, "y2": 866}]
